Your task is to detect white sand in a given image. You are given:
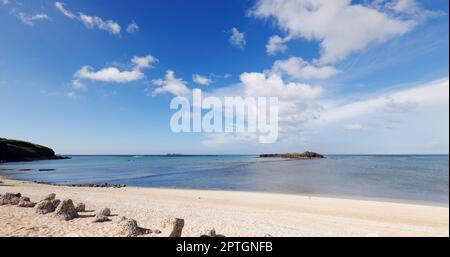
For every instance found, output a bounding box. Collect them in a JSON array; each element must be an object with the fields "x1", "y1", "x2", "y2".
[{"x1": 0, "y1": 177, "x2": 448, "y2": 237}]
